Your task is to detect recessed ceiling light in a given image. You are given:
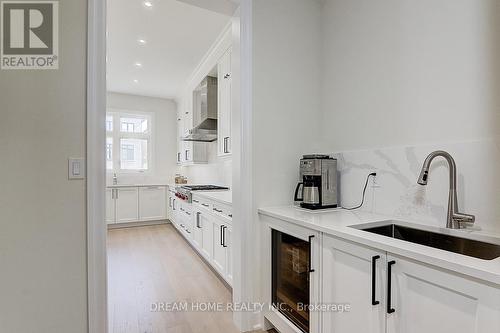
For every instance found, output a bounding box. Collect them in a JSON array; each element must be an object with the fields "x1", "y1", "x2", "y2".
[
  {"x1": 143, "y1": 1, "x2": 153, "y2": 8},
  {"x1": 137, "y1": 39, "x2": 147, "y2": 45},
  {"x1": 133, "y1": 79, "x2": 139, "y2": 83},
  {"x1": 134, "y1": 62, "x2": 143, "y2": 68}
]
